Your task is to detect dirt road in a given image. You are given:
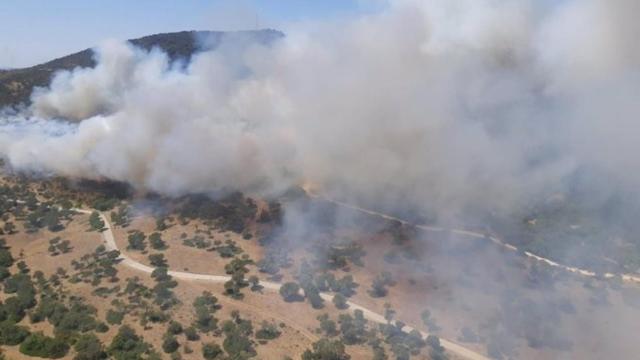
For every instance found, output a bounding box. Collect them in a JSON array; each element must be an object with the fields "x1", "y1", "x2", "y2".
[
  {"x1": 74, "y1": 208, "x2": 490, "y2": 360},
  {"x1": 304, "y1": 192, "x2": 640, "y2": 284}
]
